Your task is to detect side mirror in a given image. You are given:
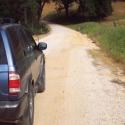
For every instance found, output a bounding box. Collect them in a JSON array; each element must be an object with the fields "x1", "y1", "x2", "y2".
[{"x1": 38, "y1": 42, "x2": 47, "y2": 51}]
